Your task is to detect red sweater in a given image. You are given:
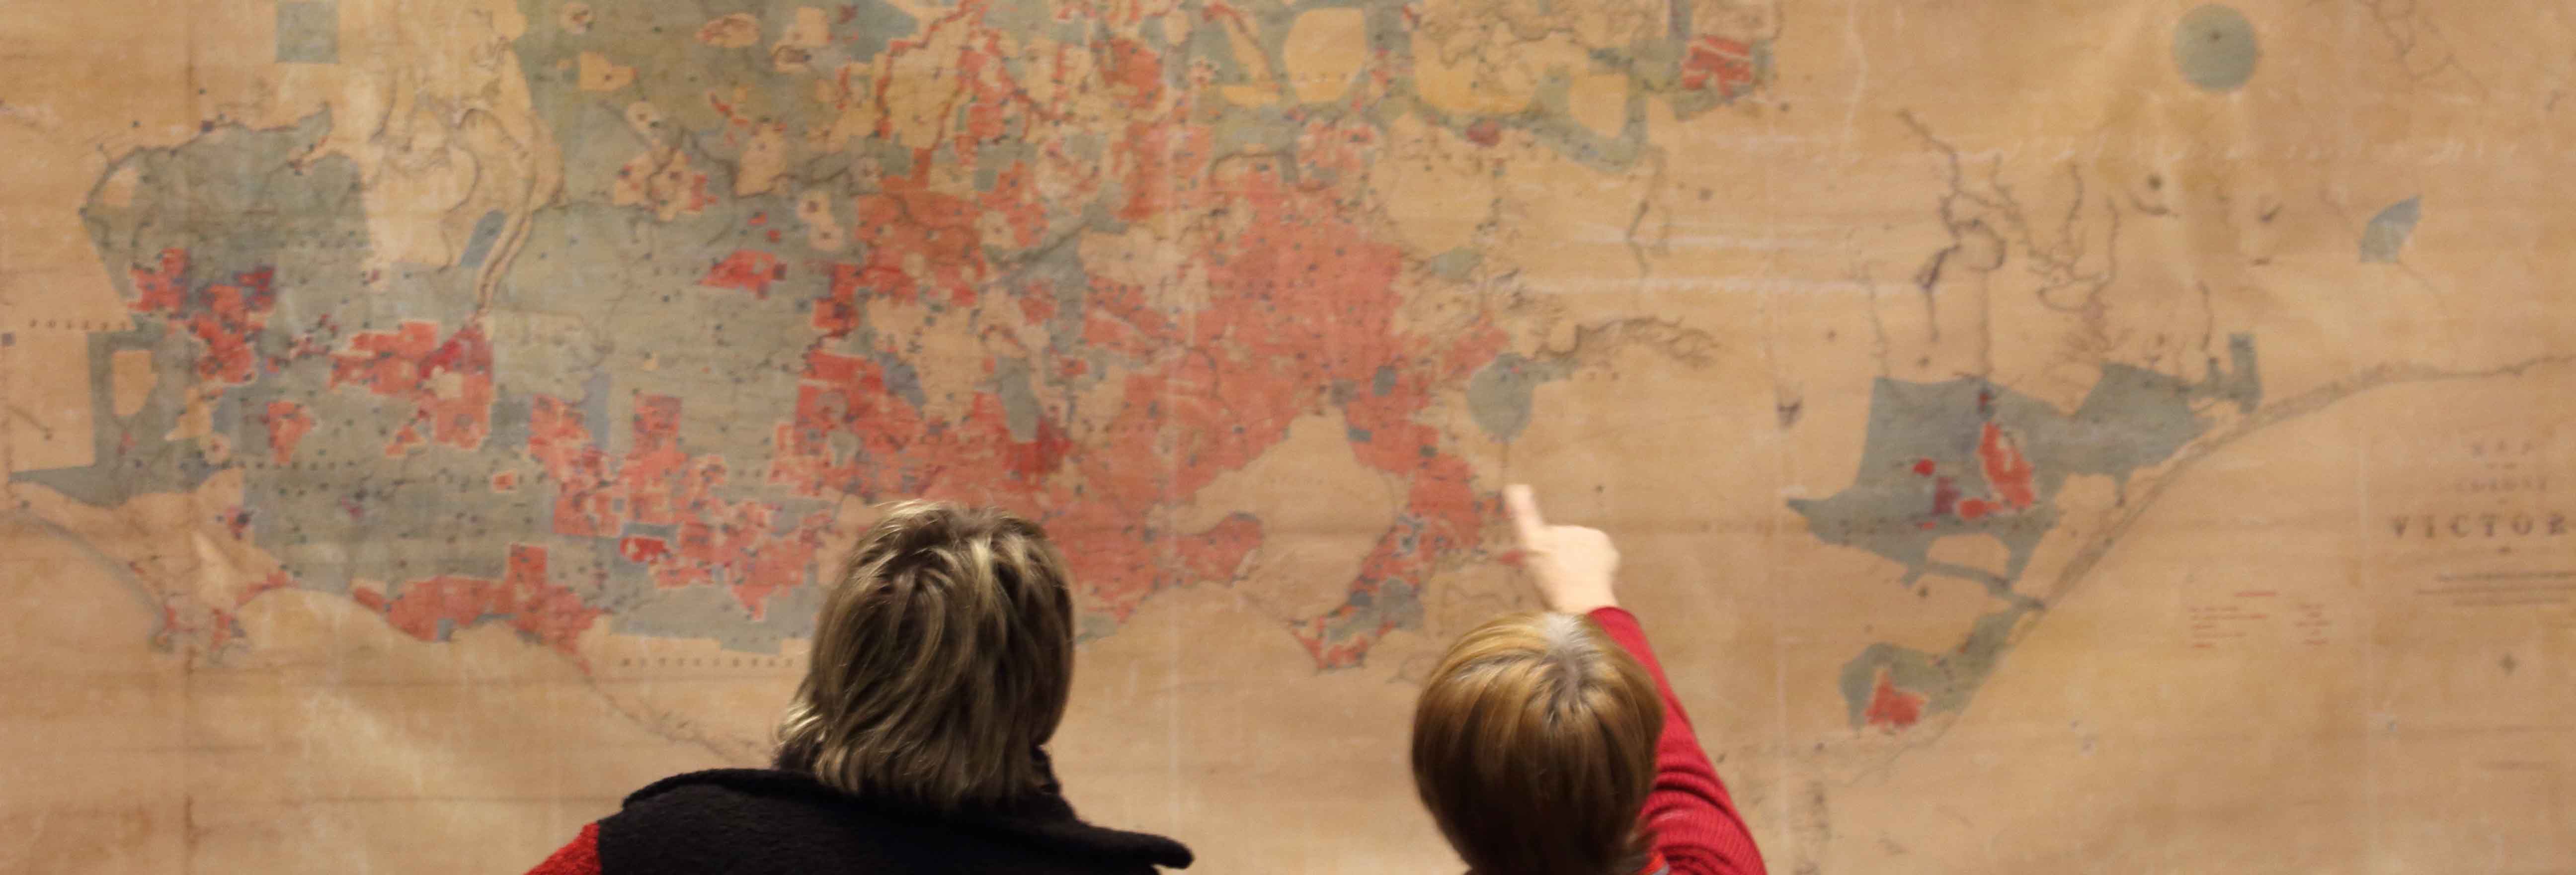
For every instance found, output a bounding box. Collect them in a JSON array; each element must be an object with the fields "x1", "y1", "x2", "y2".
[
  {"x1": 526, "y1": 824, "x2": 596, "y2": 875},
  {"x1": 1592, "y1": 607, "x2": 1769, "y2": 875}
]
